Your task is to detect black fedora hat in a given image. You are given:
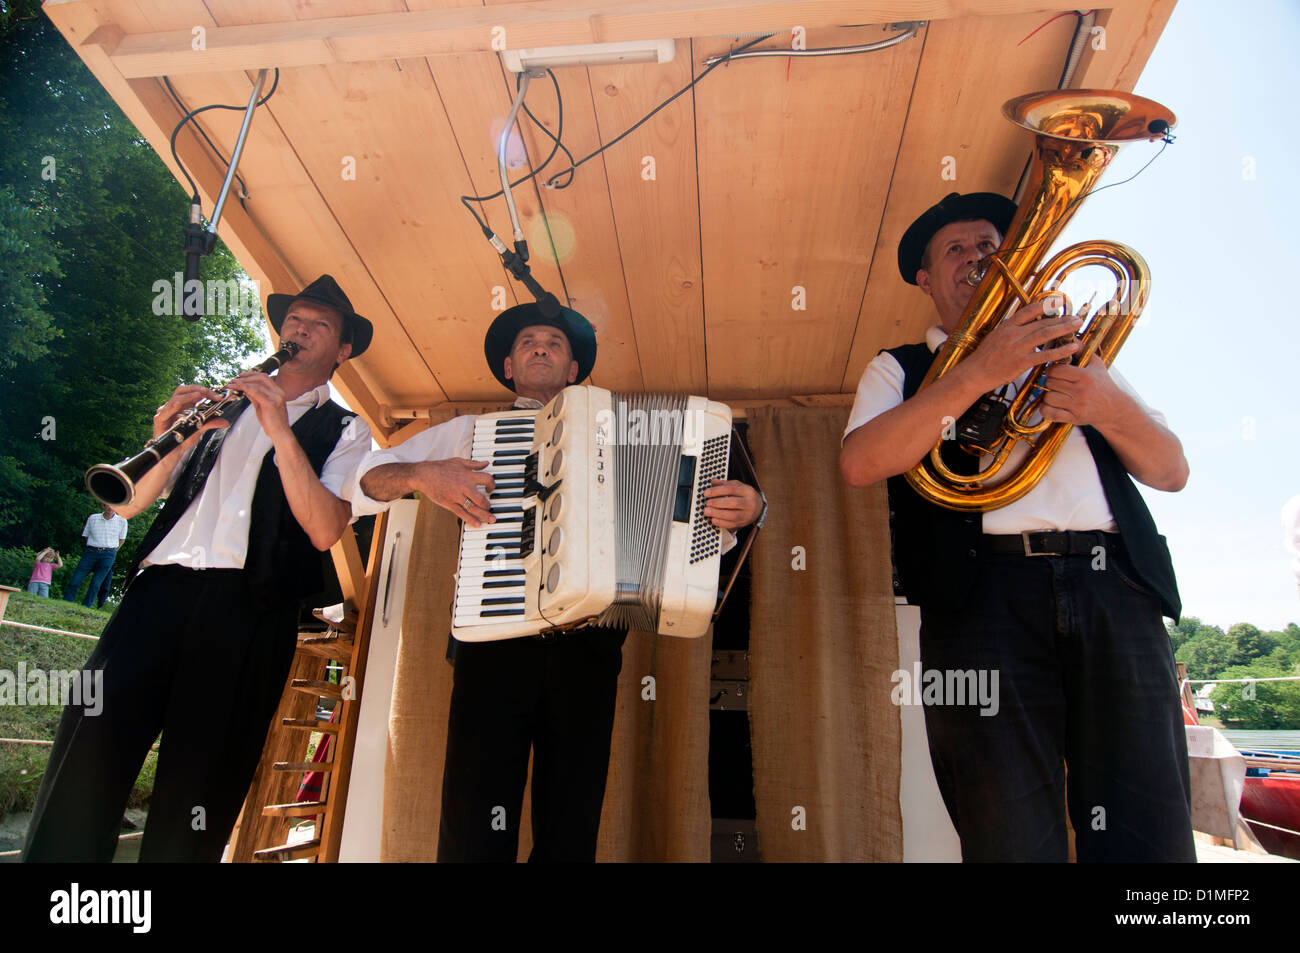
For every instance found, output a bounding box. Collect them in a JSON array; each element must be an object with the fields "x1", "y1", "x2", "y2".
[
  {"x1": 266, "y1": 274, "x2": 373, "y2": 359},
  {"x1": 897, "y1": 192, "x2": 1017, "y2": 286},
  {"x1": 484, "y1": 302, "x2": 597, "y2": 392}
]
